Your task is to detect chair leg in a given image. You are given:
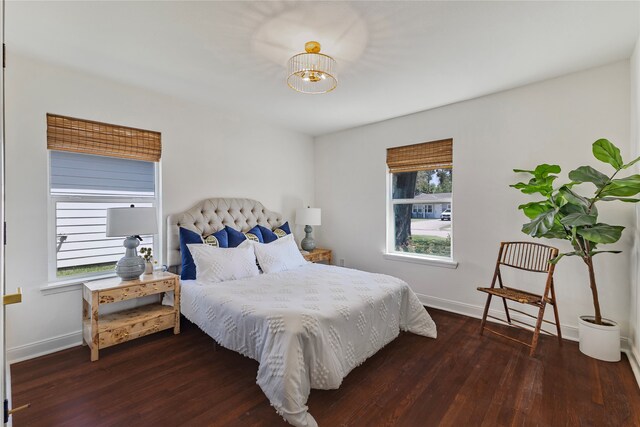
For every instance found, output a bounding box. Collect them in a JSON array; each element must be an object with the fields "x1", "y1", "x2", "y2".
[
  {"x1": 480, "y1": 294, "x2": 493, "y2": 335},
  {"x1": 530, "y1": 303, "x2": 546, "y2": 356},
  {"x1": 501, "y1": 298, "x2": 511, "y2": 324},
  {"x1": 550, "y1": 287, "x2": 563, "y2": 345}
]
